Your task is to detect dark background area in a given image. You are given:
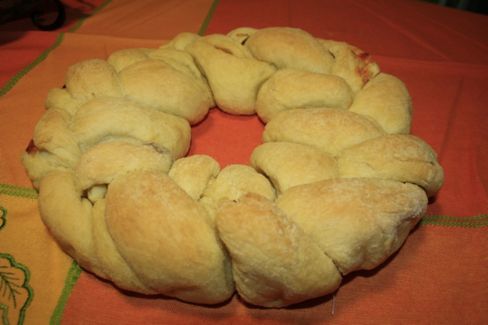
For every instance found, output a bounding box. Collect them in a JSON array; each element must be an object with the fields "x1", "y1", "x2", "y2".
[
  {"x1": 0, "y1": 0, "x2": 96, "y2": 31},
  {"x1": 423, "y1": 0, "x2": 488, "y2": 14},
  {"x1": 0, "y1": 0, "x2": 486, "y2": 33}
]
